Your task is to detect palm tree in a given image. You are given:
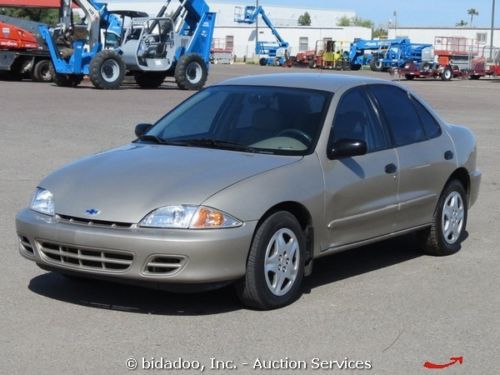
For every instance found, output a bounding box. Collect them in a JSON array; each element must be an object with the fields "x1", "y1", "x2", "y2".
[
  {"x1": 467, "y1": 8, "x2": 479, "y2": 26},
  {"x1": 456, "y1": 20, "x2": 468, "y2": 27}
]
